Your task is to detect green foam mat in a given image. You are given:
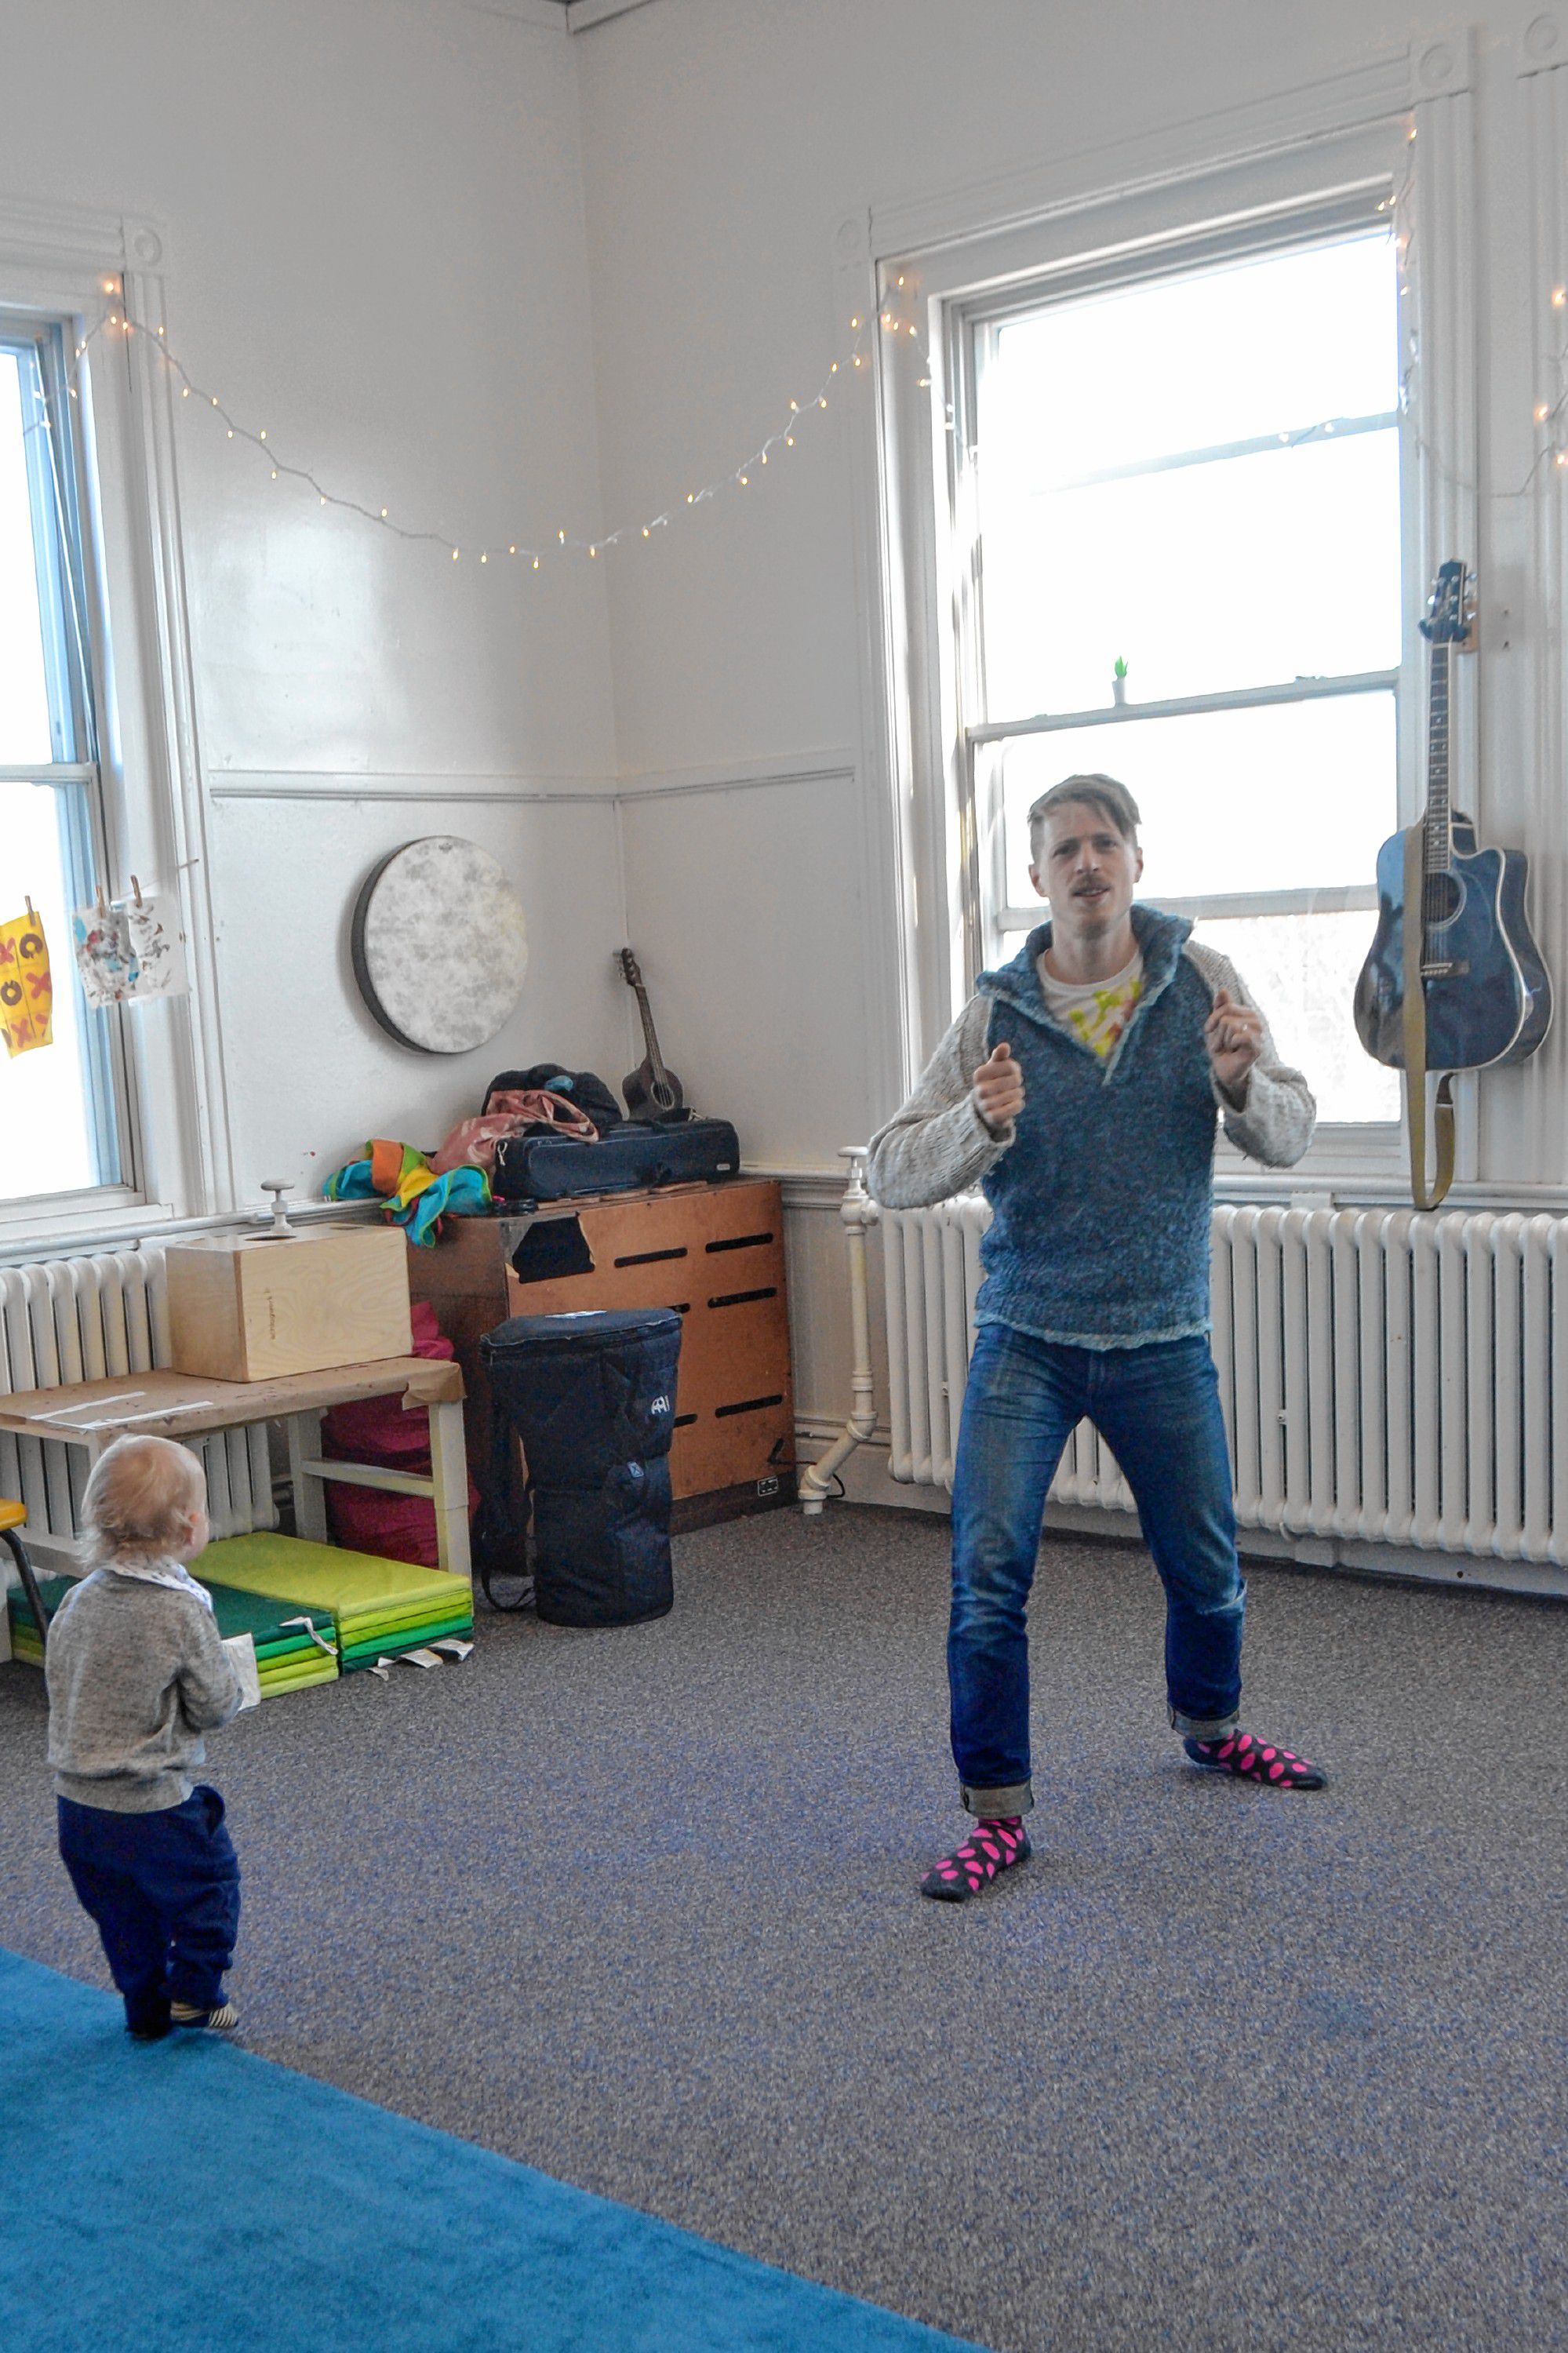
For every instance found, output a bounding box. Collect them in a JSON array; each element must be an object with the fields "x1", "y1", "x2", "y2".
[
  {"x1": 202, "y1": 1535, "x2": 471, "y2": 1642},
  {"x1": 8, "y1": 1573, "x2": 336, "y2": 1663},
  {"x1": 257, "y1": 1654, "x2": 340, "y2": 1697},
  {"x1": 334, "y1": 1598, "x2": 475, "y2": 1645},
  {"x1": 339, "y1": 1612, "x2": 475, "y2": 1668}
]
